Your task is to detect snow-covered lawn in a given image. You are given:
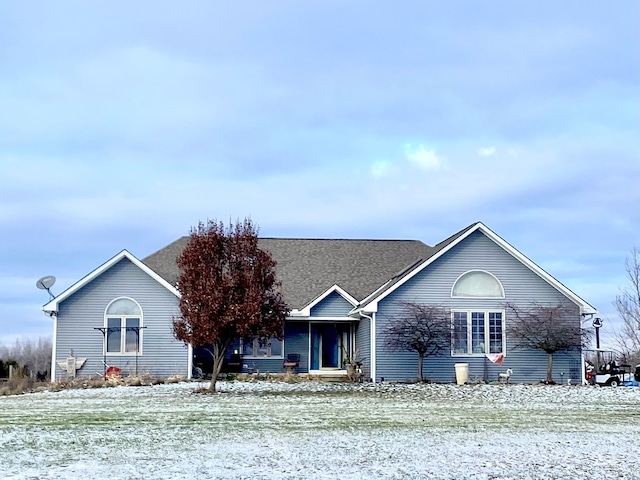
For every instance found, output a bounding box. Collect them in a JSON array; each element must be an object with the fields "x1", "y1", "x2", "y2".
[{"x1": 1, "y1": 381, "x2": 638, "y2": 479}]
